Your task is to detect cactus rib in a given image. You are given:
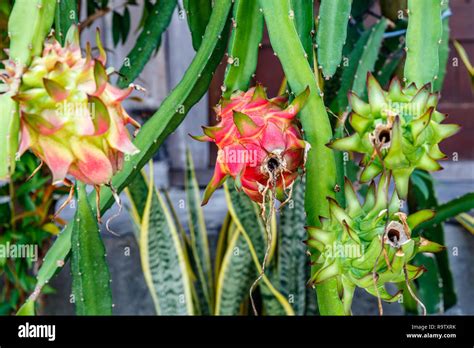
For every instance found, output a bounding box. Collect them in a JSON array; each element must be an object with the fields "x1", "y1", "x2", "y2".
[
  {"x1": 259, "y1": 0, "x2": 344, "y2": 315},
  {"x1": 0, "y1": 0, "x2": 56, "y2": 180},
  {"x1": 291, "y1": 0, "x2": 314, "y2": 67},
  {"x1": 223, "y1": 0, "x2": 263, "y2": 98},
  {"x1": 331, "y1": 19, "x2": 388, "y2": 113},
  {"x1": 54, "y1": 0, "x2": 78, "y2": 45},
  {"x1": 404, "y1": 0, "x2": 443, "y2": 87},
  {"x1": 184, "y1": 0, "x2": 212, "y2": 51},
  {"x1": 316, "y1": 0, "x2": 353, "y2": 78}
]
